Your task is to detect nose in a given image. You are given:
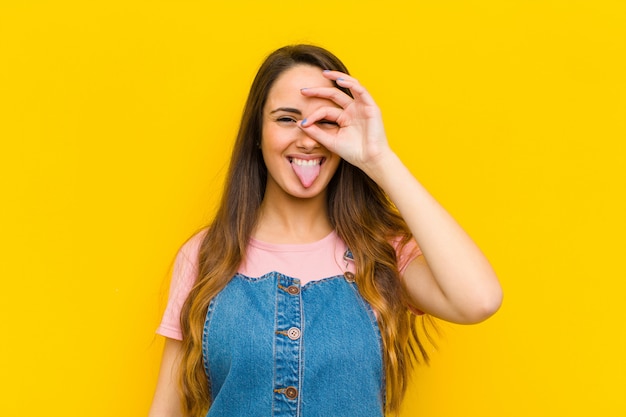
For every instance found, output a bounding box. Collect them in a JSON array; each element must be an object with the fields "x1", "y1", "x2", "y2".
[{"x1": 295, "y1": 127, "x2": 320, "y2": 151}]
